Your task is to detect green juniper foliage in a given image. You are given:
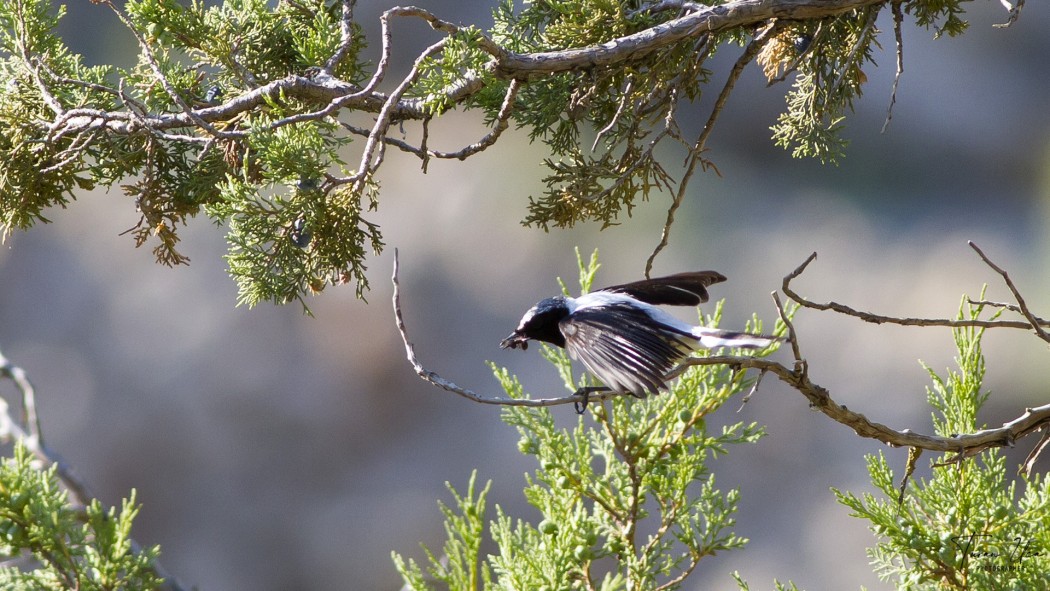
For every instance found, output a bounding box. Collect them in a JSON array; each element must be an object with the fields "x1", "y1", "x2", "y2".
[
  {"x1": 835, "y1": 298, "x2": 1050, "y2": 590},
  {"x1": 393, "y1": 252, "x2": 788, "y2": 591},
  {"x1": 0, "y1": 444, "x2": 163, "y2": 590},
  {"x1": 769, "y1": 8, "x2": 882, "y2": 164},
  {"x1": 0, "y1": 0, "x2": 980, "y2": 306}
]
